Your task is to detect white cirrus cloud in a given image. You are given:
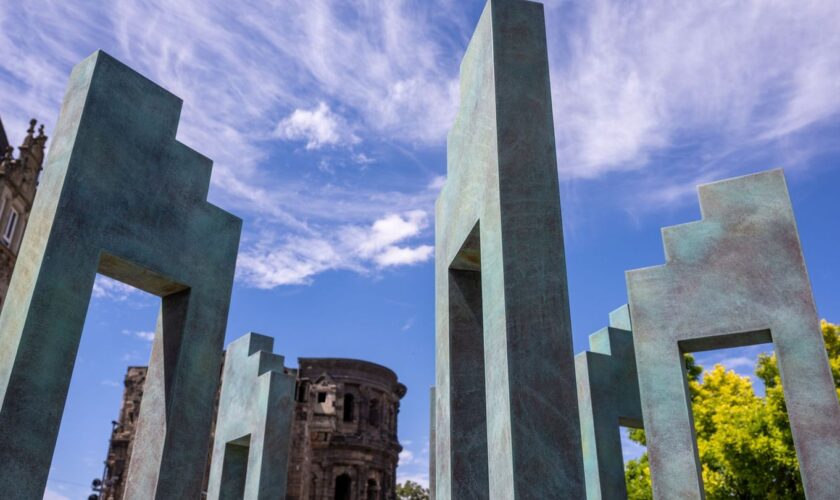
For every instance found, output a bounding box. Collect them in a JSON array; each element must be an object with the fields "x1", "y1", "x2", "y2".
[
  {"x1": 8, "y1": 0, "x2": 837, "y2": 286},
  {"x1": 0, "y1": 0, "x2": 460, "y2": 211},
  {"x1": 0, "y1": 0, "x2": 459, "y2": 289},
  {"x1": 92, "y1": 275, "x2": 140, "y2": 301},
  {"x1": 712, "y1": 356, "x2": 756, "y2": 372},
  {"x1": 122, "y1": 330, "x2": 156, "y2": 342},
  {"x1": 546, "y1": 0, "x2": 840, "y2": 182},
  {"x1": 237, "y1": 235, "x2": 343, "y2": 288},
  {"x1": 237, "y1": 210, "x2": 434, "y2": 288}
]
